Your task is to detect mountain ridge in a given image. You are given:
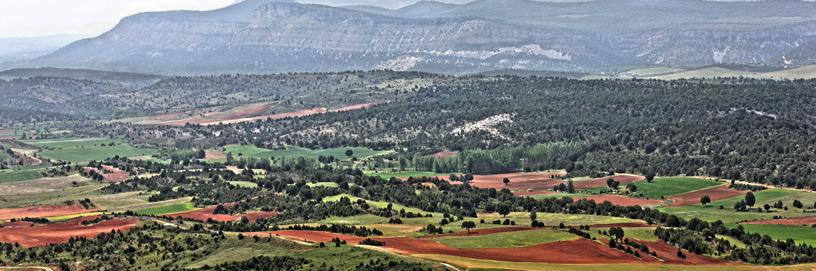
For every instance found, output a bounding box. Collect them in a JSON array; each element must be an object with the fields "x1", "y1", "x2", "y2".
[{"x1": 9, "y1": 0, "x2": 816, "y2": 75}]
